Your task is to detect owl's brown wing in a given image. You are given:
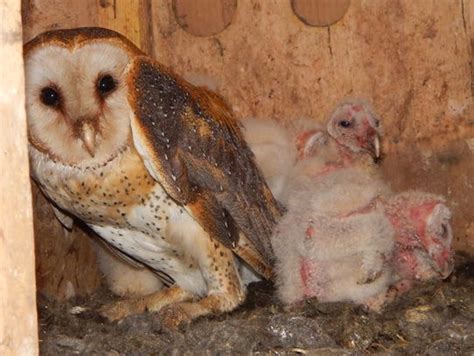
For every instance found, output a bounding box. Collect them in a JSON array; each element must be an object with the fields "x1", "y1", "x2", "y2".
[{"x1": 127, "y1": 57, "x2": 282, "y2": 278}]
